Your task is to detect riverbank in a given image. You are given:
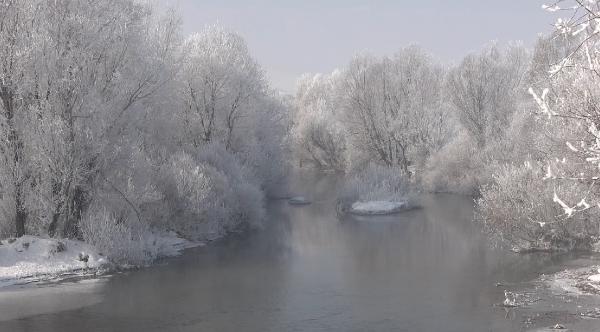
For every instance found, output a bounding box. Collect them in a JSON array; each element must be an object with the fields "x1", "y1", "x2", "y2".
[{"x1": 0, "y1": 232, "x2": 203, "y2": 288}]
